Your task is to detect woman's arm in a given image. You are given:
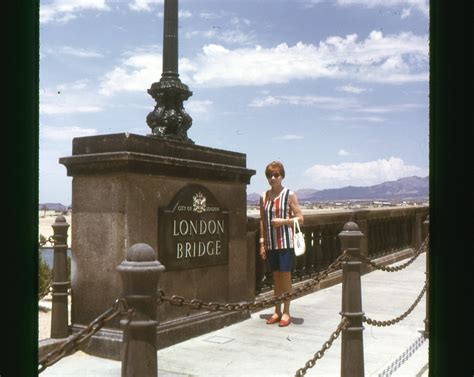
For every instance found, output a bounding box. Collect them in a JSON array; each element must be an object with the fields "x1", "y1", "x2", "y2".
[
  {"x1": 259, "y1": 196, "x2": 267, "y2": 260},
  {"x1": 289, "y1": 191, "x2": 304, "y2": 225}
]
